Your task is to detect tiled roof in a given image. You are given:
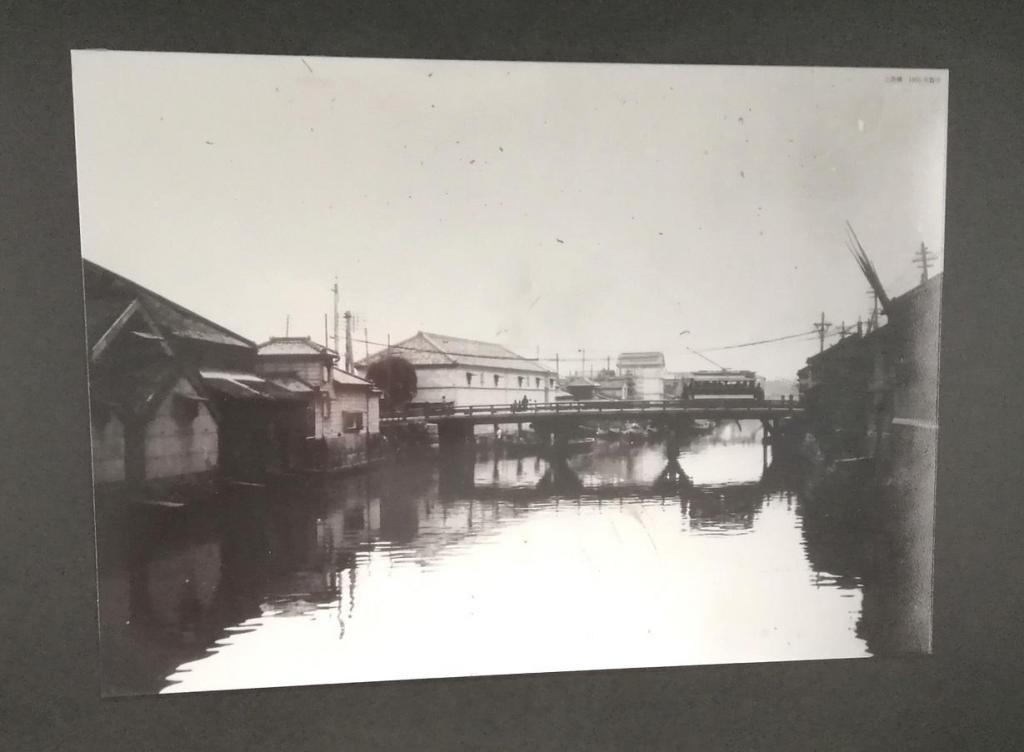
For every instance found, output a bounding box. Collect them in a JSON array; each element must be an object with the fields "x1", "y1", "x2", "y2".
[
  {"x1": 358, "y1": 331, "x2": 550, "y2": 374},
  {"x1": 83, "y1": 260, "x2": 254, "y2": 350},
  {"x1": 265, "y1": 374, "x2": 316, "y2": 394},
  {"x1": 199, "y1": 370, "x2": 305, "y2": 401},
  {"x1": 332, "y1": 368, "x2": 374, "y2": 388},
  {"x1": 258, "y1": 337, "x2": 337, "y2": 358},
  {"x1": 563, "y1": 376, "x2": 598, "y2": 388}
]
